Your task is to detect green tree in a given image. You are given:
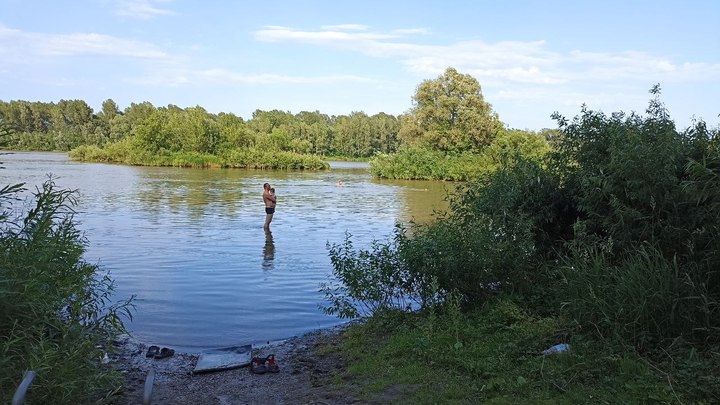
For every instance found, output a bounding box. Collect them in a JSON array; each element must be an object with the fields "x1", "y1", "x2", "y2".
[
  {"x1": 293, "y1": 111, "x2": 333, "y2": 154},
  {"x1": 247, "y1": 109, "x2": 295, "y2": 135},
  {"x1": 370, "y1": 112, "x2": 400, "y2": 154},
  {"x1": 99, "y1": 98, "x2": 120, "y2": 123},
  {"x1": 217, "y1": 112, "x2": 253, "y2": 149},
  {"x1": 132, "y1": 110, "x2": 169, "y2": 153},
  {"x1": 333, "y1": 112, "x2": 373, "y2": 157},
  {"x1": 400, "y1": 67, "x2": 503, "y2": 152}
]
